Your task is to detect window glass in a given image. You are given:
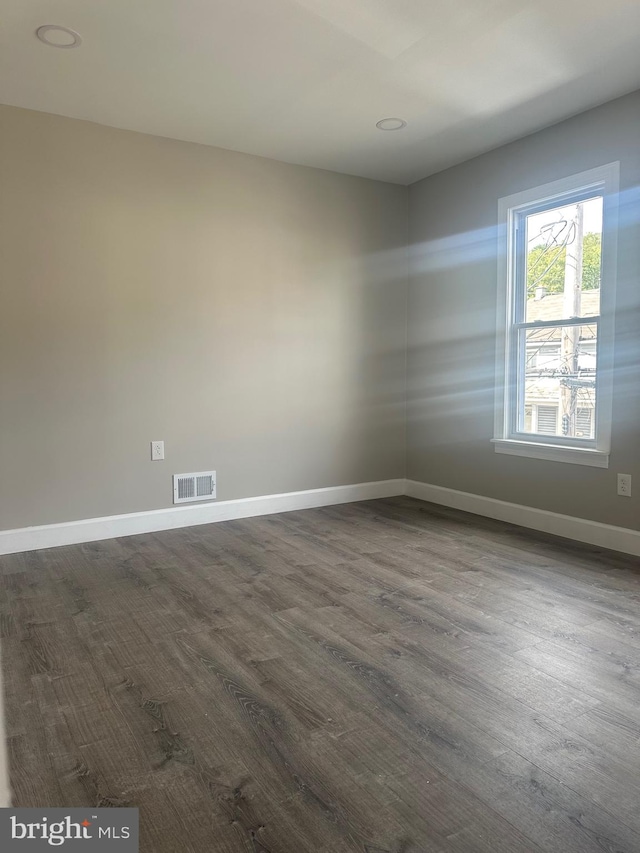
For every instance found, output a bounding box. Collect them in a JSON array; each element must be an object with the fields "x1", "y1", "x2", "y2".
[
  {"x1": 519, "y1": 324, "x2": 597, "y2": 439},
  {"x1": 524, "y1": 196, "x2": 602, "y2": 323}
]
